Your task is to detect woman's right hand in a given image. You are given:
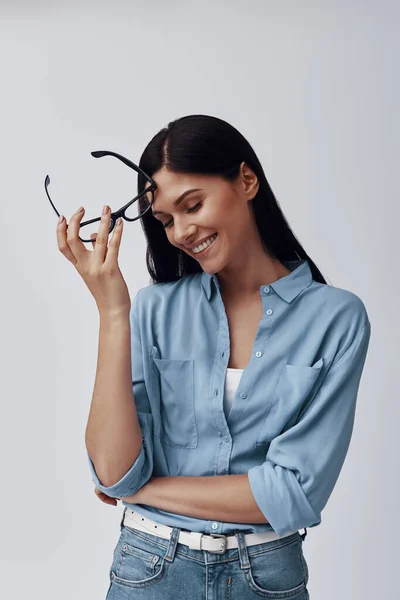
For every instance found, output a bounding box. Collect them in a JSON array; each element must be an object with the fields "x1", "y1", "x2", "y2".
[{"x1": 56, "y1": 205, "x2": 131, "y2": 317}]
